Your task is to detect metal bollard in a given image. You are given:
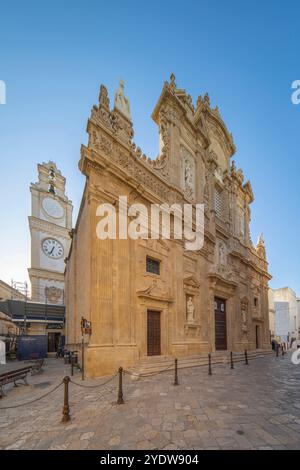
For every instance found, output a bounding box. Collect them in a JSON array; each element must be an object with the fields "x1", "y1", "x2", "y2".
[
  {"x1": 208, "y1": 353, "x2": 212, "y2": 376},
  {"x1": 276, "y1": 345, "x2": 279, "y2": 357},
  {"x1": 117, "y1": 367, "x2": 124, "y2": 405},
  {"x1": 245, "y1": 349, "x2": 249, "y2": 365},
  {"x1": 71, "y1": 355, "x2": 74, "y2": 377},
  {"x1": 61, "y1": 376, "x2": 71, "y2": 423},
  {"x1": 282, "y1": 345, "x2": 285, "y2": 356},
  {"x1": 230, "y1": 351, "x2": 234, "y2": 369},
  {"x1": 174, "y1": 358, "x2": 179, "y2": 386}
]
